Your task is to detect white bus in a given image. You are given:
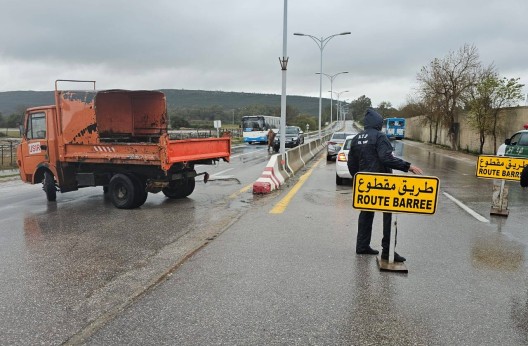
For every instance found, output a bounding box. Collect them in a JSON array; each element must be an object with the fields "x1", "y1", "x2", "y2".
[{"x1": 242, "y1": 115, "x2": 280, "y2": 144}]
